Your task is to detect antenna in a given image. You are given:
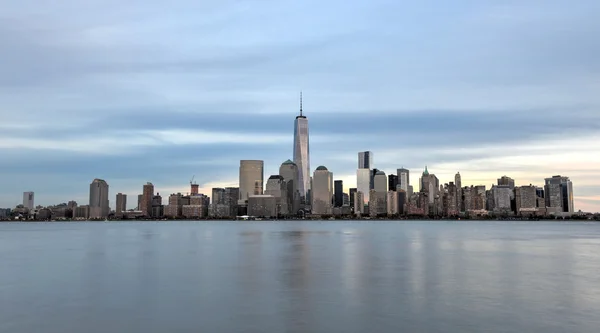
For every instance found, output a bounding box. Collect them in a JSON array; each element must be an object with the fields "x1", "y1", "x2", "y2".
[{"x1": 300, "y1": 91, "x2": 303, "y2": 116}]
